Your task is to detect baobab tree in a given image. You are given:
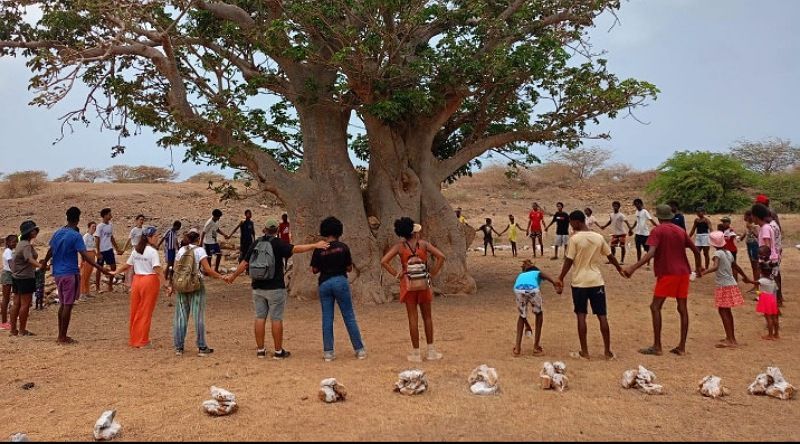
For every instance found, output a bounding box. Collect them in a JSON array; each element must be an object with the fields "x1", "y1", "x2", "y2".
[{"x1": 0, "y1": 1, "x2": 657, "y2": 302}]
